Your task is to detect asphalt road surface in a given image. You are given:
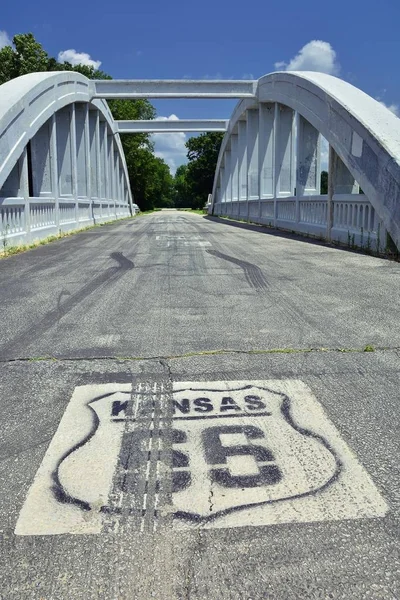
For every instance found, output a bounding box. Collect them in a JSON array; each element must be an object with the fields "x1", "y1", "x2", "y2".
[{"x1": 1, "y1": 211, "x2": 399, "y2": 600}]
